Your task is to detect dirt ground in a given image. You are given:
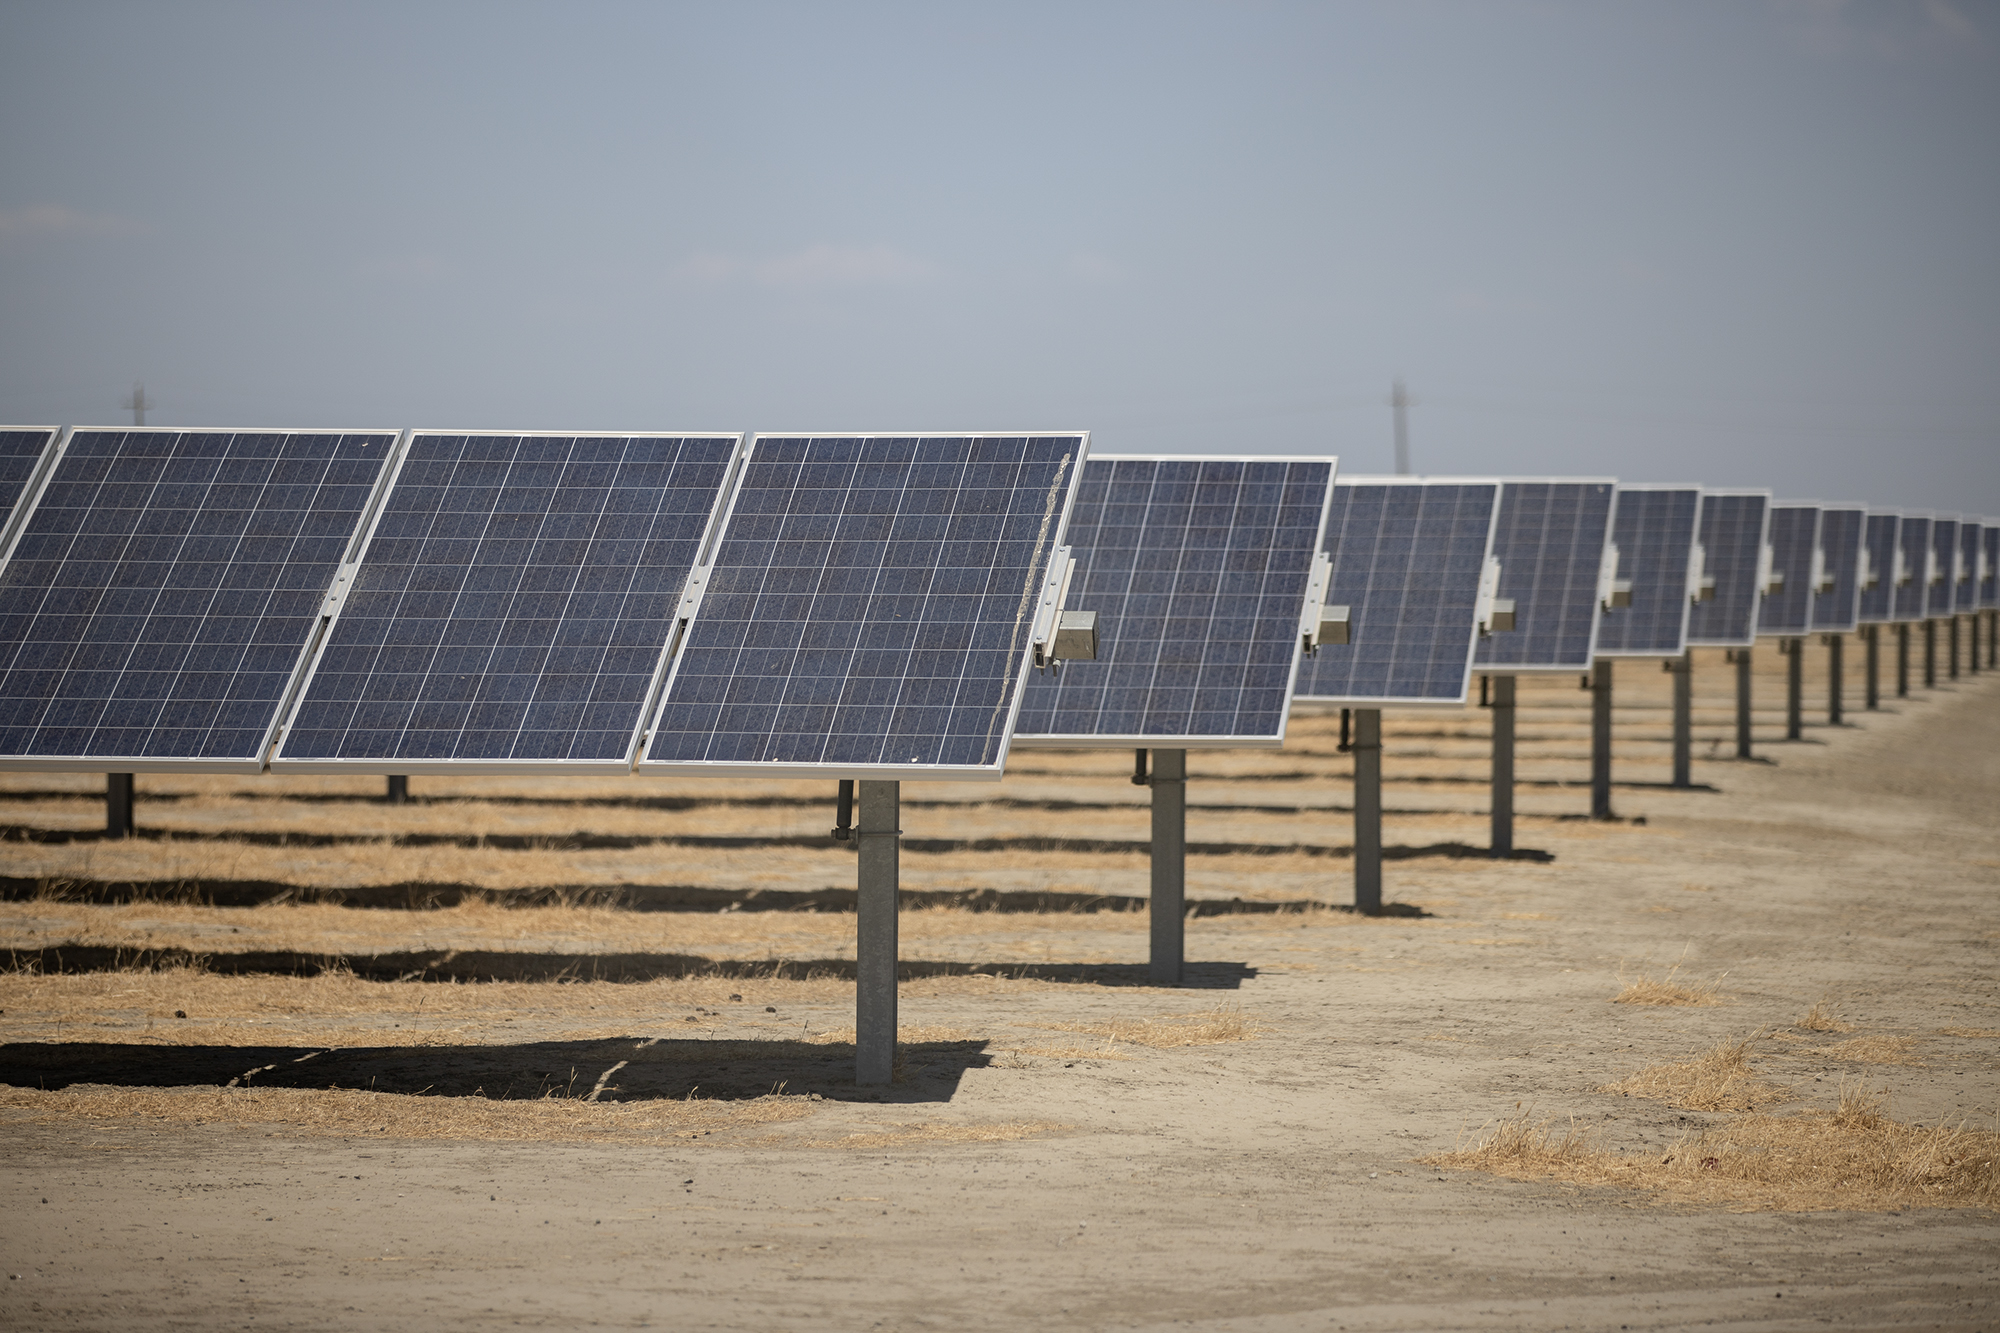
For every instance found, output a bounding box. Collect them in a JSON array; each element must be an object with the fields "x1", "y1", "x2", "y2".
[{"x1": 1, "y1": 642, "x2": 1997, "y2": 1331}]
